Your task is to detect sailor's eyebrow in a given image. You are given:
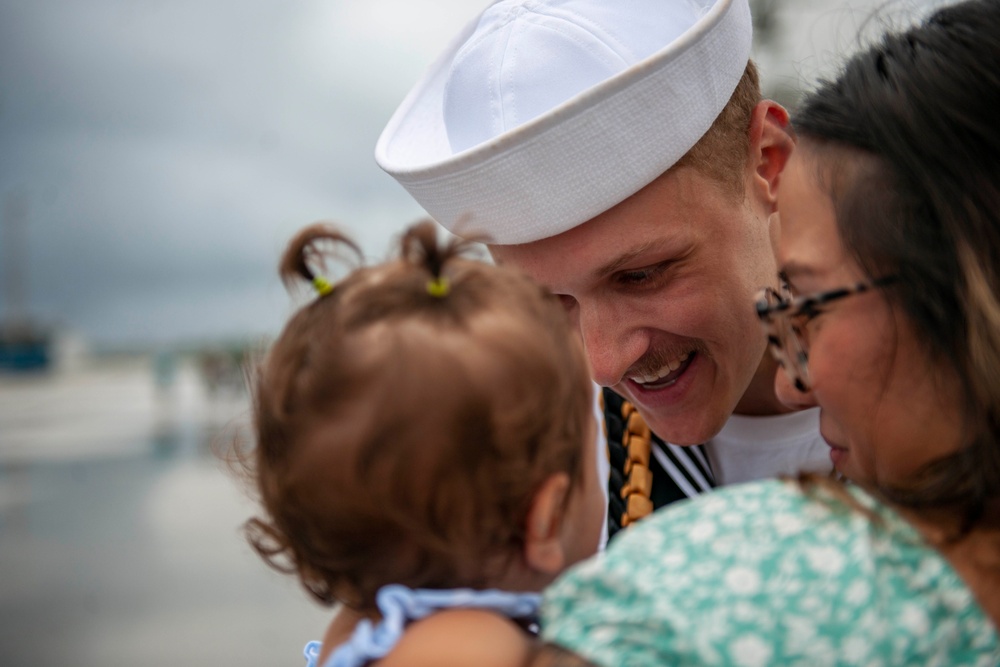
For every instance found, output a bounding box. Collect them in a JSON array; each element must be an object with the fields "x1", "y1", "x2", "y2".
[
  {"x1": 593, "y1": 238, "x2": 684, "y2": 279},
  {"x1": 593, "y1": 242, "x2": 655, "y2": 278}
]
